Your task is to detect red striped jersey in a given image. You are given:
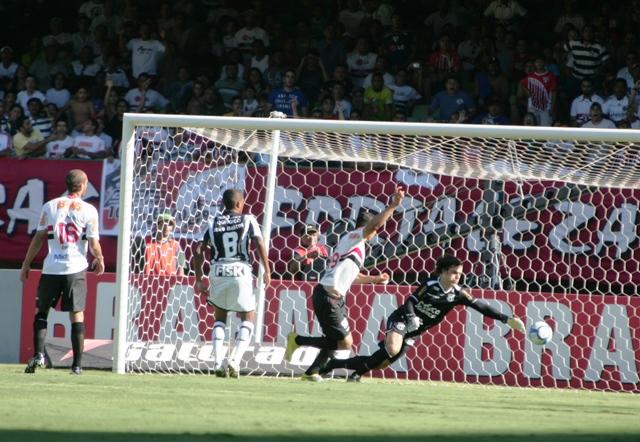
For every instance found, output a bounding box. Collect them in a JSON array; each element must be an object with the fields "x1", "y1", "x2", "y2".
[{"x1": 320, "y1": 227, "x2": 366, "y2": 297}]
